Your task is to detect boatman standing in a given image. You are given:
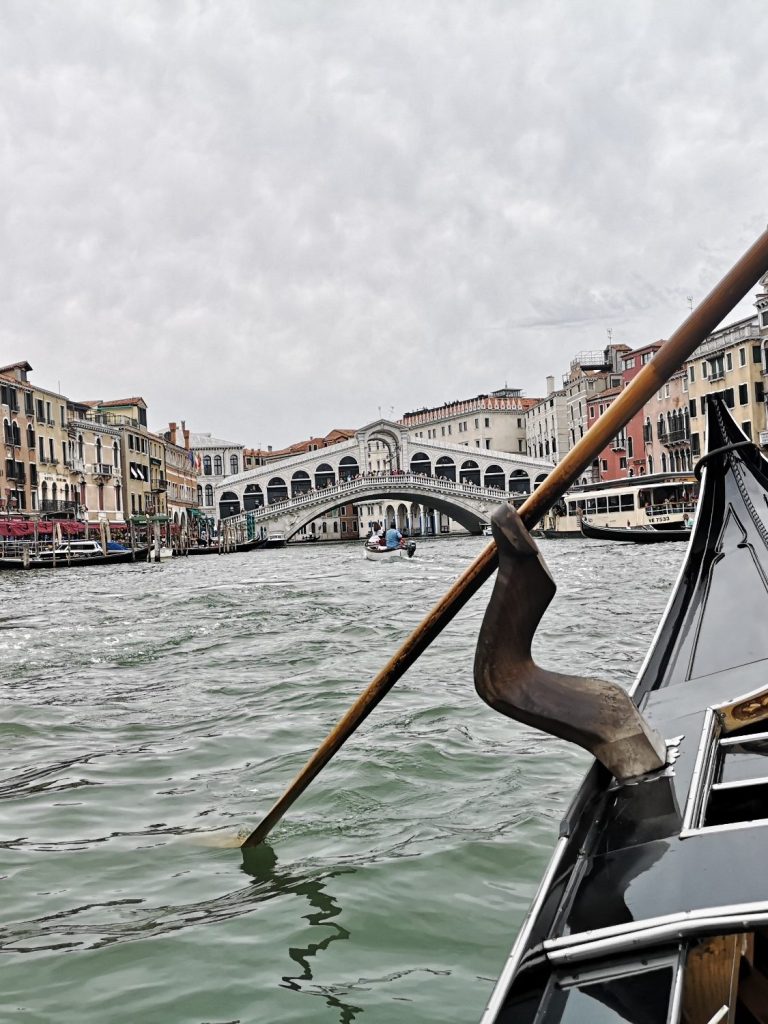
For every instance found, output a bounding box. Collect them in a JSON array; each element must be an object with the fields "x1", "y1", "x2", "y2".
[{"x1": 385, "y1": 522, "x2": 402, "y2": 549}]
